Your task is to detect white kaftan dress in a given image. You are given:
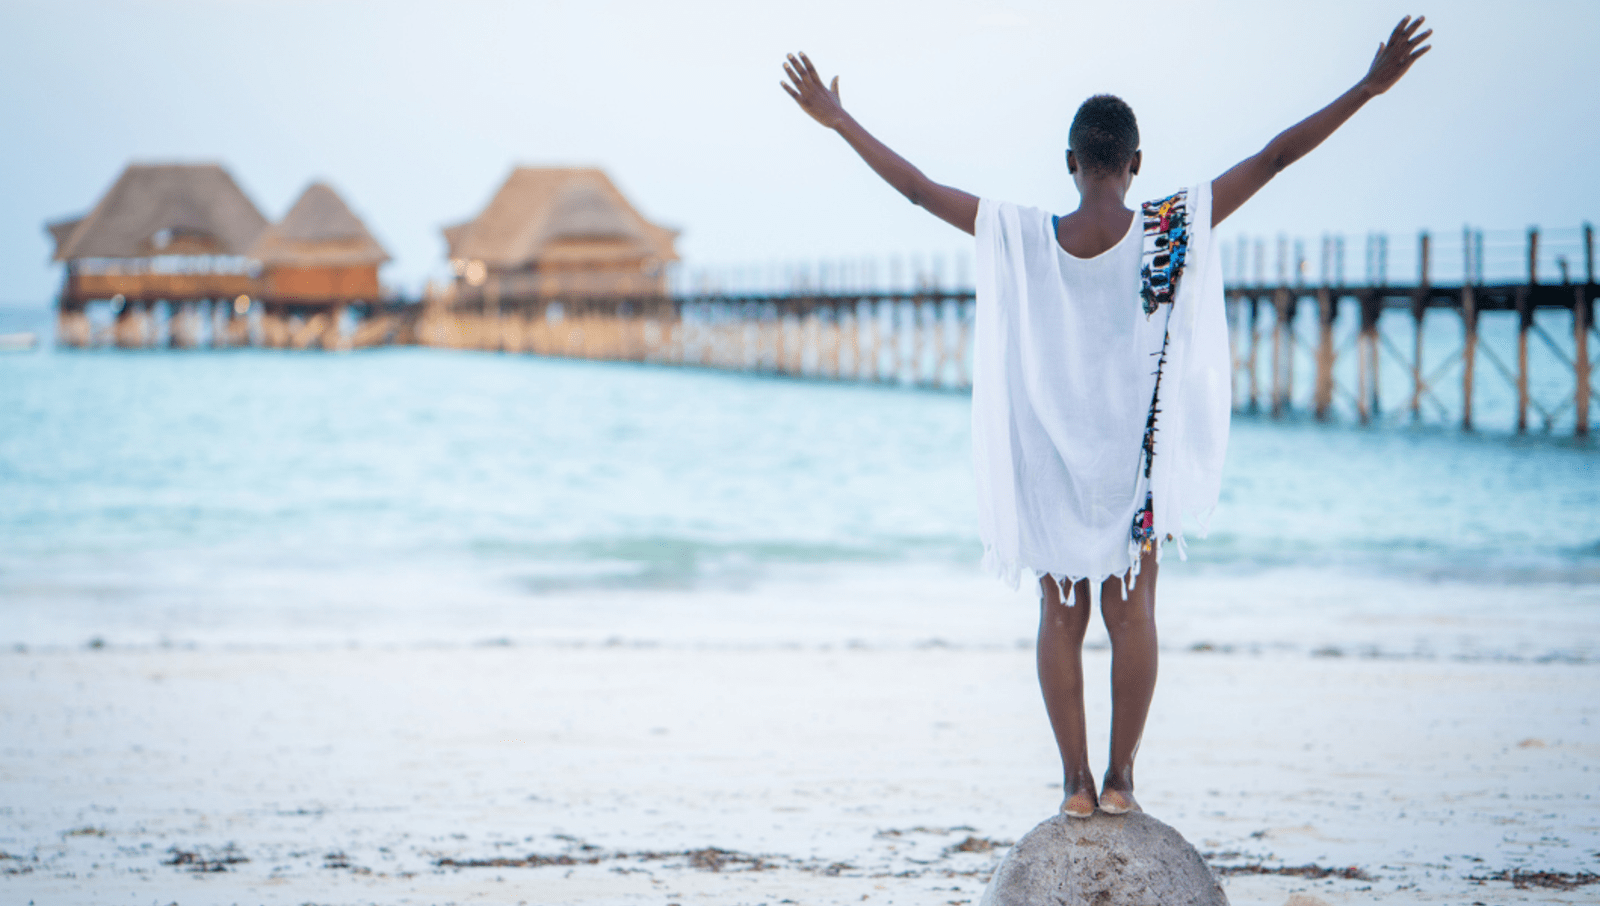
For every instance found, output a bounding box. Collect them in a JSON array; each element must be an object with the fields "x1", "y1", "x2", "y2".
[{"x1": 971, "y1": 182, "x2": 1231, "y2": 602}]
